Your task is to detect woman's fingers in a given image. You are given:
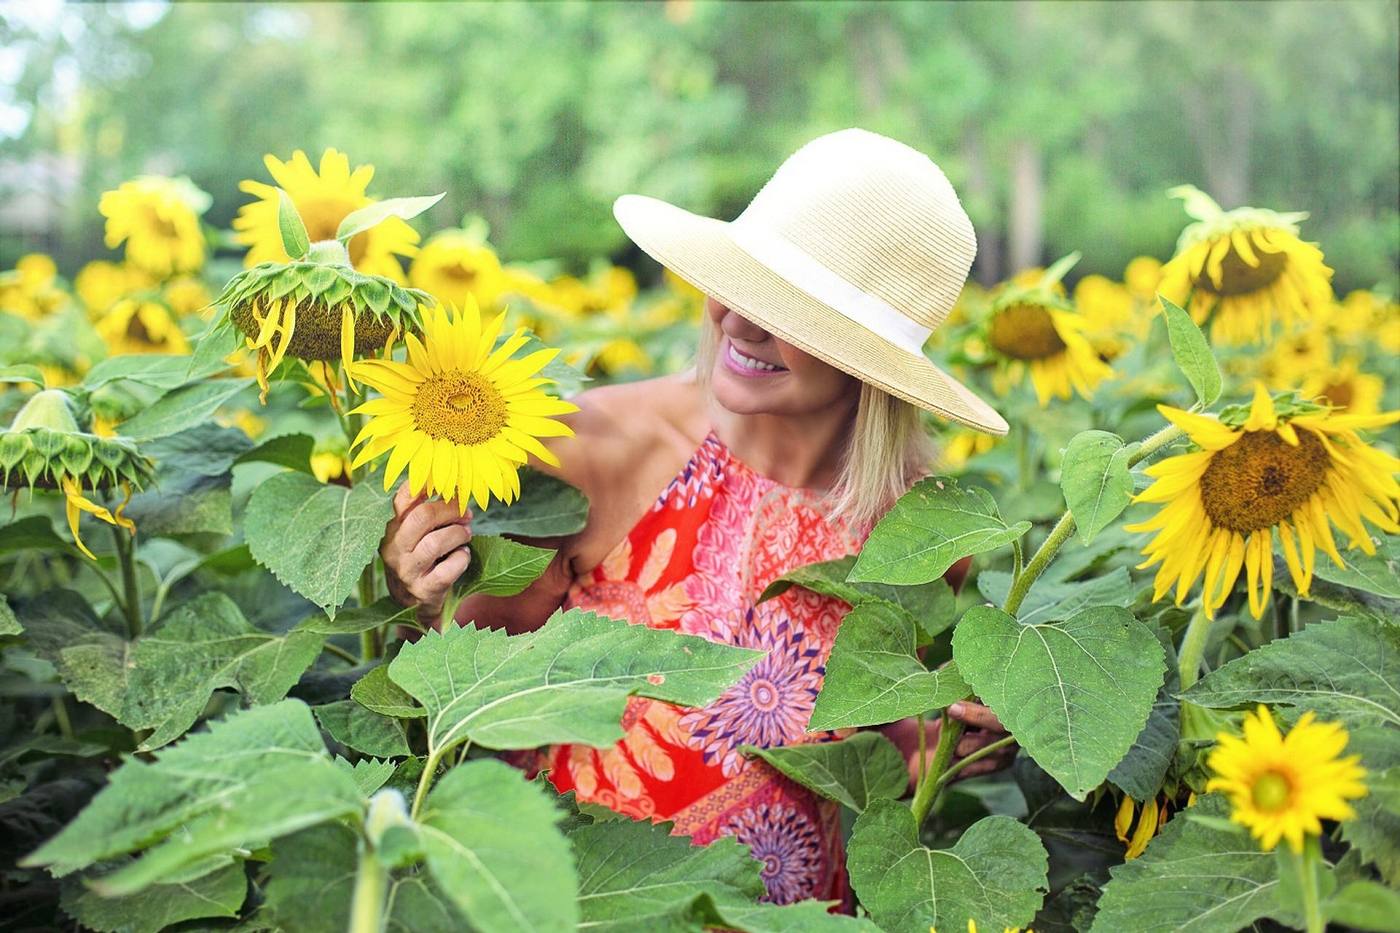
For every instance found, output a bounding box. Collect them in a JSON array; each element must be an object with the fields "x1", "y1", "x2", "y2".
[
  {"x1": 947, "y1": 701, "x2": 1005, "y2": 733},
  {"x1": 396, "y1": 499, "x2": 471, "y2": 554},
  {"x1": 422, "y1": 547, "x2": 471, "y2": 591},
  {"x1": 407, "y1": 524, "x2": 472, "y2": 579}
]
